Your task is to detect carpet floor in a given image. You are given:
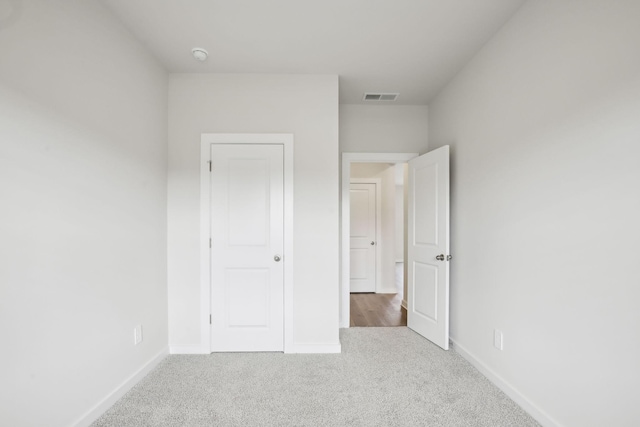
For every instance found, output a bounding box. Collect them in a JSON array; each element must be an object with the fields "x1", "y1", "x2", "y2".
[{"x1": 92, "y1": 327, "x2": 540, "y2": 426}]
